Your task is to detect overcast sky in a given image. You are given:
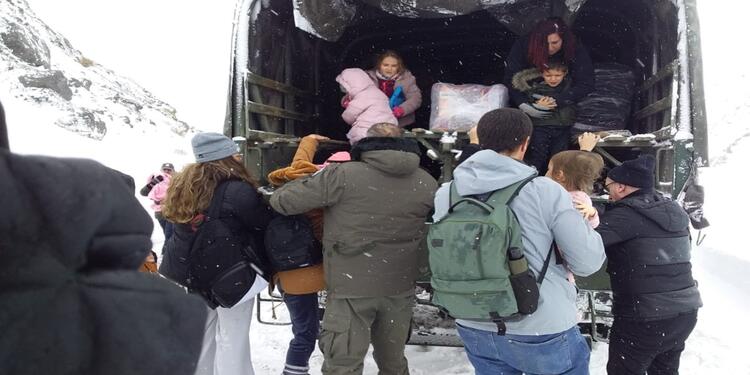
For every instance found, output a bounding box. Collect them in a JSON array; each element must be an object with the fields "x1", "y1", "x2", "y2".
[{"x1": 26, "y1": 0, "x2": 237, "y2": 132}]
